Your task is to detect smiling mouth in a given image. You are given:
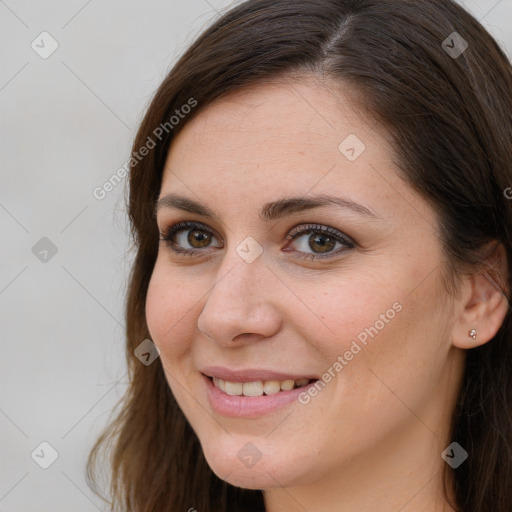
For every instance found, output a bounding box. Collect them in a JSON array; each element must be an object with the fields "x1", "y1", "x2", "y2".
[{"x1": 207, "y1": 376, "x2": 316, "y2": 397}]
